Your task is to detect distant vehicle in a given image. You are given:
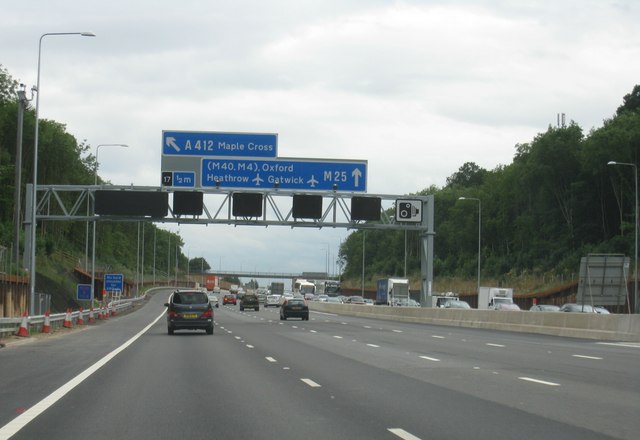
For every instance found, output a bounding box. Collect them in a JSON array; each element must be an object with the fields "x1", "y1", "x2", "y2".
[
  {"x1": 265, "y1": 294, "x2": 281, "y2": 308},
  {"x1": 594, "y1": 306, "x2": 611, "y2": 314},
  {"x1": 239, "y1": 293, "x2": 259, "y2": 312},
  {"x1": 432, "y1": 293, "x2": 460, "y2": 308},
  {"x1": 324, "y1": 280, "x2": 341, "y2": 295},
  {"x1": 280, "y1": 297, "x2": 309, "y2": 320},
  {"x1": 204, "y1": 275, "x2": 218, "y2": 292},
  {"x1": 326, "y1": 297, "x2": 342, "y2": 304},
  {"x1": 395, "y1": 298, "x2": 421, "y2": 307},
  {"x1": 207, "y1": 293, "x2": 219, "y2": 308},
  {"x1": 256, "y1": 287, "x2": 268, "y2": 303},
  {"x1": 479, "y1": 287, "x2": 514, "y2": 310},
  {"x1": 223, "y1": 294, "x2": 237, "y2": 305},
  {"x1": 293, "y1": 279, "x2": 316, "y2": 296},
  {"x1": 316, "y1": 294, "x2": 329, "y2": 302},
  {"x1": 560, "y1": 303, "x2": 595, "y2": 313},
  {"x1": 376, "y1": 278, "x2": 410, "y2": 306},
  {"x1": 529, "y1": 304, "x2": 560, "y2": 312},
  {"x1": 363, "y1": 298, "x2": 374, "y2": 305},
  {"x1": 444, "y1": 300, "x2": 471, "y2": 309},
  {"x1": 164, "y1": 290, "x2": 214, "y2": 335},
  {"x1": 494, "y1": 302, "x2": 521, "y2": 311},
  {"x1": 347, "y1": 296, "x2": 365, "y2": 304}
]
